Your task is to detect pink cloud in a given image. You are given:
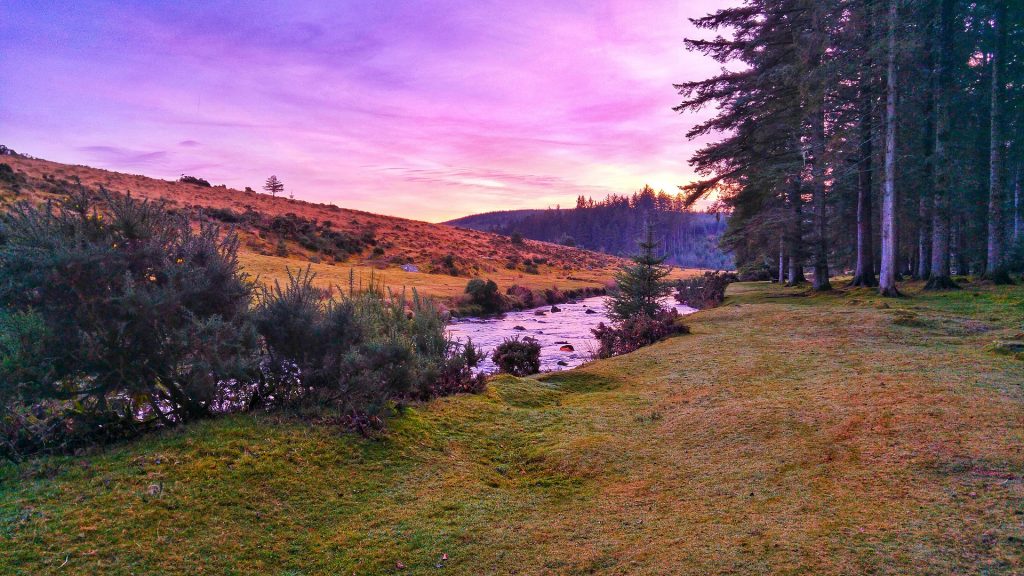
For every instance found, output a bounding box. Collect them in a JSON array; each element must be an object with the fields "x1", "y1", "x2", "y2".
[{"x1": 2, "y1": 0, "x2": 724, "y2": 221}]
